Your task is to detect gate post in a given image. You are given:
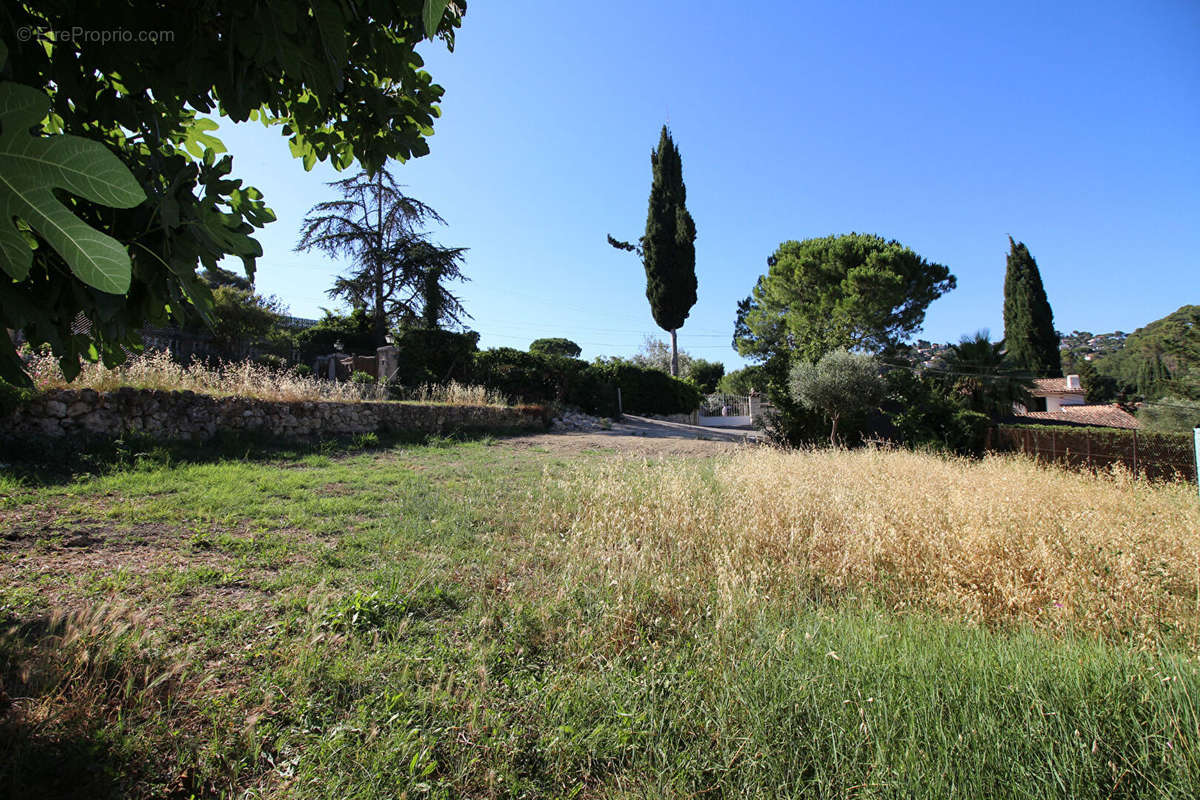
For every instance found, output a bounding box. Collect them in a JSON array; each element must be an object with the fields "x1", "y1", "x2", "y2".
[{"x1": 1193, "y1": 427, "x2": 1199, "y2": 498}]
